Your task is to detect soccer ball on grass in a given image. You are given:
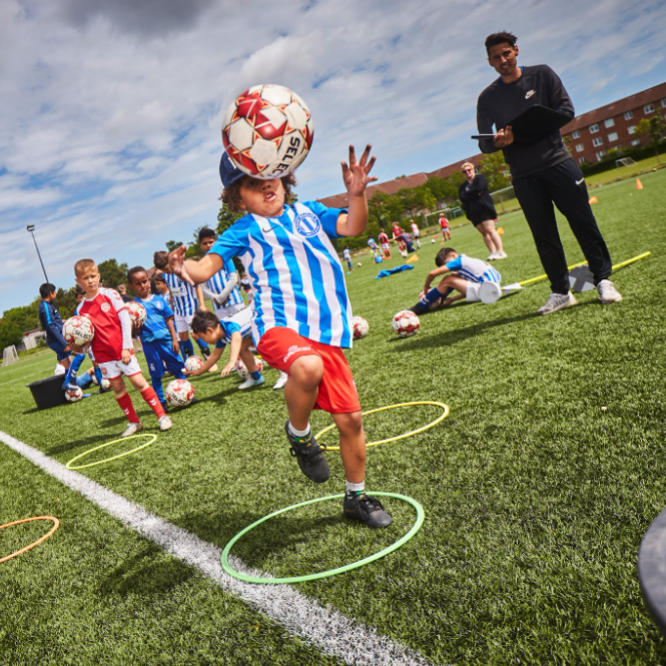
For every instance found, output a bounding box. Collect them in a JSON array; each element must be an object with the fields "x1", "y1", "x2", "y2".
[
  {"x1": 352, "y1": 316, "x2": 369, "y2": 339},
  {"x1": 392, "y1": 310, "x2": 420, "y2": 338},
  {"x1": 65, "y1": 386, "x2": 83, "y2": 403},
  {"x1": 236, "y1": 357, "x2": 264, "y2": 380},
  {"x1": 185, "y1": 356, "x2": 205, "y2": 373},
  {"x1": 62, "y1": 315, "x2": 94, "y2": 348},
  {"x1": 222, "y1": 84, "x2": 314, "y2": 179},
  {"x1": 165, "y1": 379, "x2": 195, "y2": 407}
]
